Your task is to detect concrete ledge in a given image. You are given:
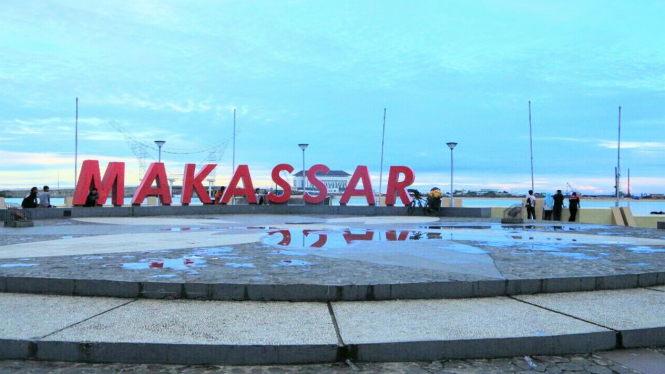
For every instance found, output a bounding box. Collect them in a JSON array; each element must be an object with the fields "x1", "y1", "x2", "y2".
[
  {"x1": 621, "y1": 327, "x2": 665, "y2": 348},
  {"x1": 0, "y1": 339, "x2": 31, "y2": 360},
  {"x1": 350, "y1": 333, "x2": 616, "y2": 362},
  {"x1": 4, "y1": 274, "x2": 665, "y2": 301},
  {"x1": 35, "y1": 341, "x2": 339, "y2": 365},
  {"x1": 2, "y1": 205, "x2": 491, "y2": 221}
]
